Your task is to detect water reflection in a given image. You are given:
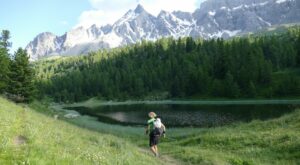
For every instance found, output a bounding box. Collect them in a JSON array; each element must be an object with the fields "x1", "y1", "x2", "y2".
[{"x1": 67, "y1": 103, "x2": 298, "y2": 127}]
